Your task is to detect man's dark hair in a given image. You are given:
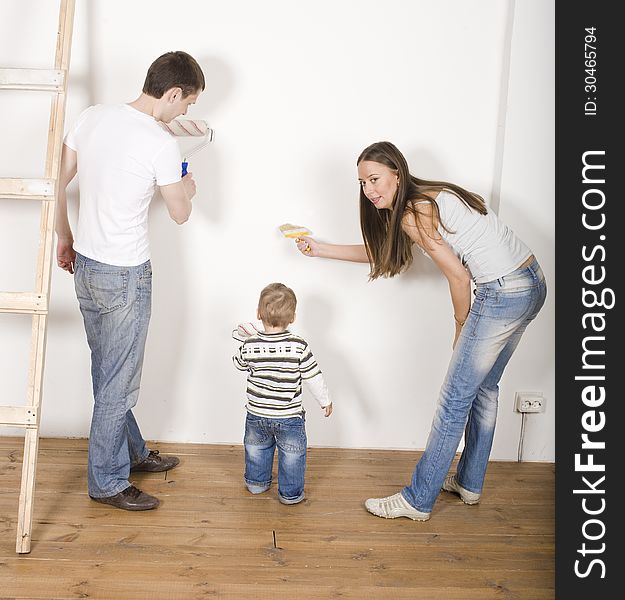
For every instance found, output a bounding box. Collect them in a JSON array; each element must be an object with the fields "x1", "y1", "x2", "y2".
[{"x1": 142, "y1": 51, "x2": 205, "y2": 99}]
